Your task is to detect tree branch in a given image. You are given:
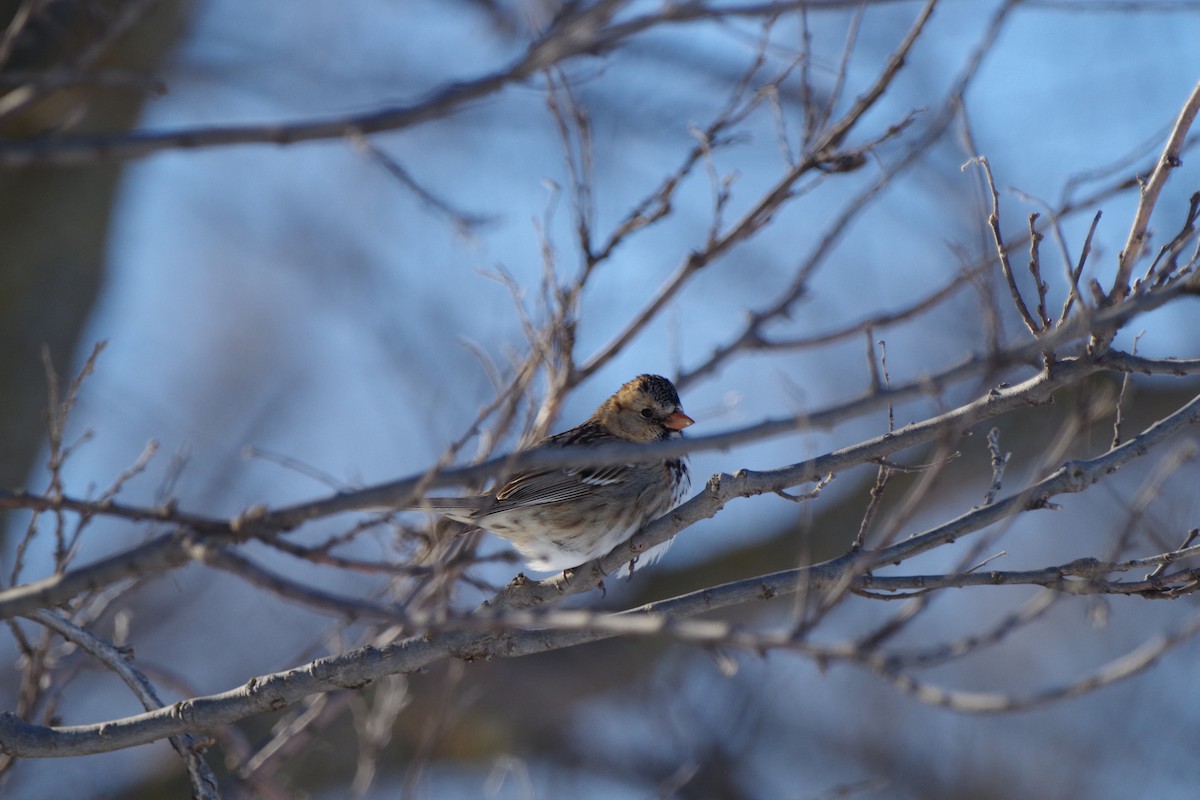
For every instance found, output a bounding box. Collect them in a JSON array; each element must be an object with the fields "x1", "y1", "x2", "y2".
[
  {"x1": 1110, "y1": 77, "x2": 1200, "y2": 302},
  {"x1": 25, "y1": 610, "x2": 220, "y2": 798}
]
